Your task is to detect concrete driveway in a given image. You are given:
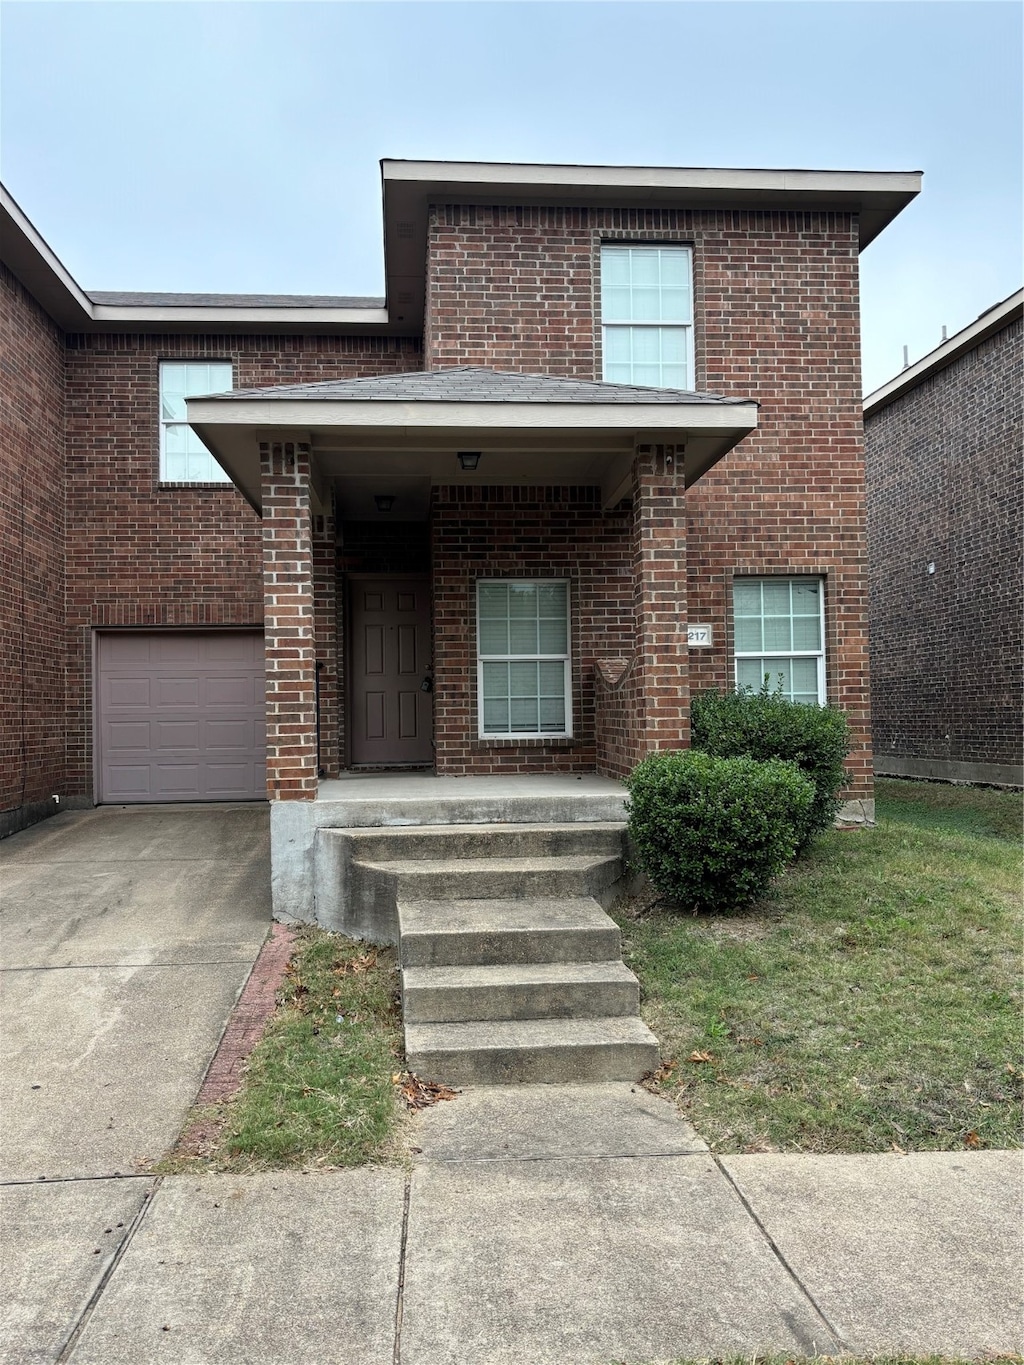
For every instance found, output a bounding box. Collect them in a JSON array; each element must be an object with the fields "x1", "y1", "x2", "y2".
[{"x1": 0, "y1": 804, "x2": 270, "y2": 1361}]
